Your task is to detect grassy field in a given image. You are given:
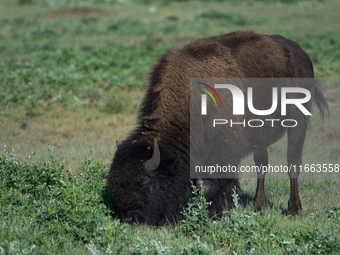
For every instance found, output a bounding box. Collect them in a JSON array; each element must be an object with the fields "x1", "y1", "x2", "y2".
[{"x1": 0, "y1": 0, "x2": 340, "y2": 254}]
